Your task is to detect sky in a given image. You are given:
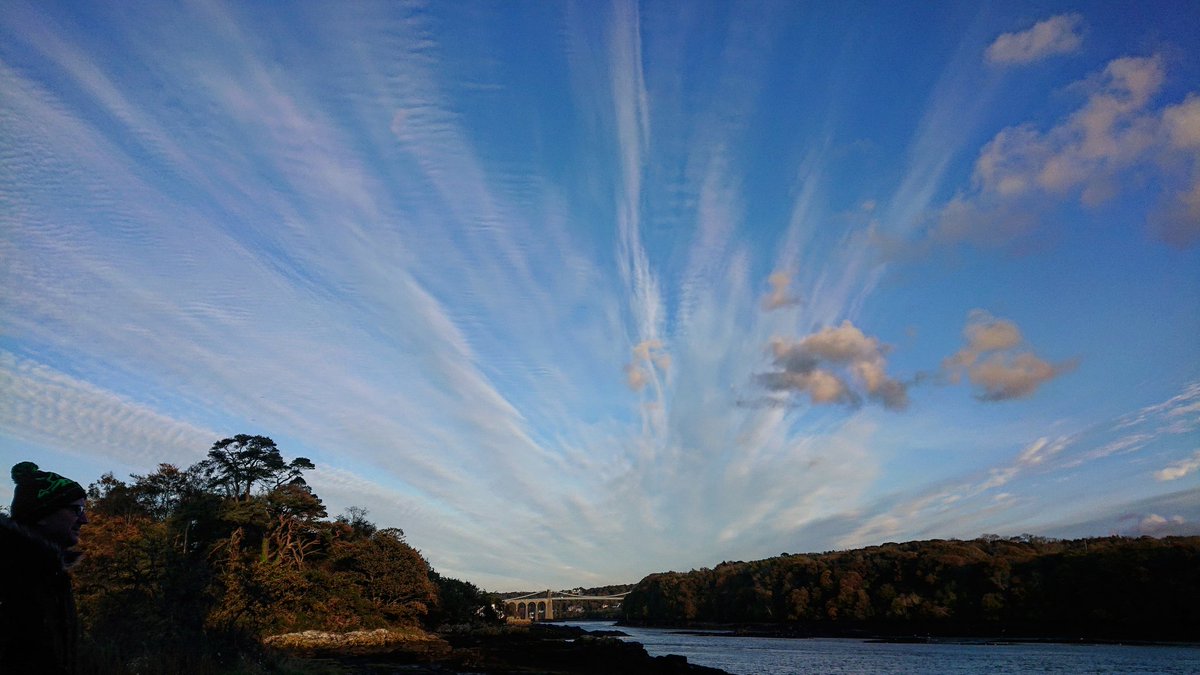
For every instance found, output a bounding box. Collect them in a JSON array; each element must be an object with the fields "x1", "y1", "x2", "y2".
[{"x1": 2, "y1": 1, "x2": 1198, "y2": 591}]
